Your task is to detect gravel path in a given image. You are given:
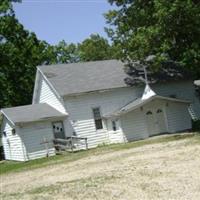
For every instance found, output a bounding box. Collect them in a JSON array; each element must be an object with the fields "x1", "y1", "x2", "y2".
[{"x1": 1, "y1": 135, "x2": 200, "y2": 200}]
